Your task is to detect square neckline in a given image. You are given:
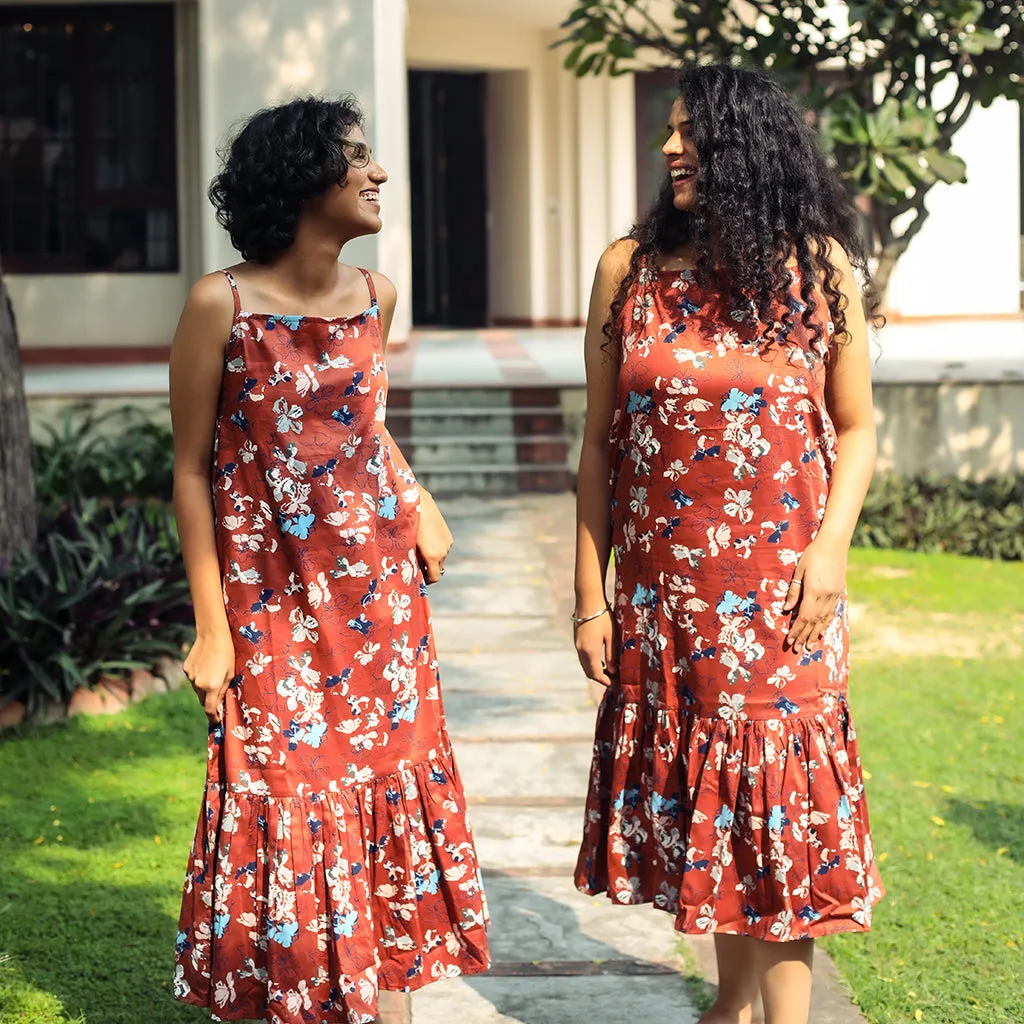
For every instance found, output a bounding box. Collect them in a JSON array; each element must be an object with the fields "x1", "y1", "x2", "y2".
[{"x1": 223, "y1": 268, "x2": 379, "y2": 325}]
